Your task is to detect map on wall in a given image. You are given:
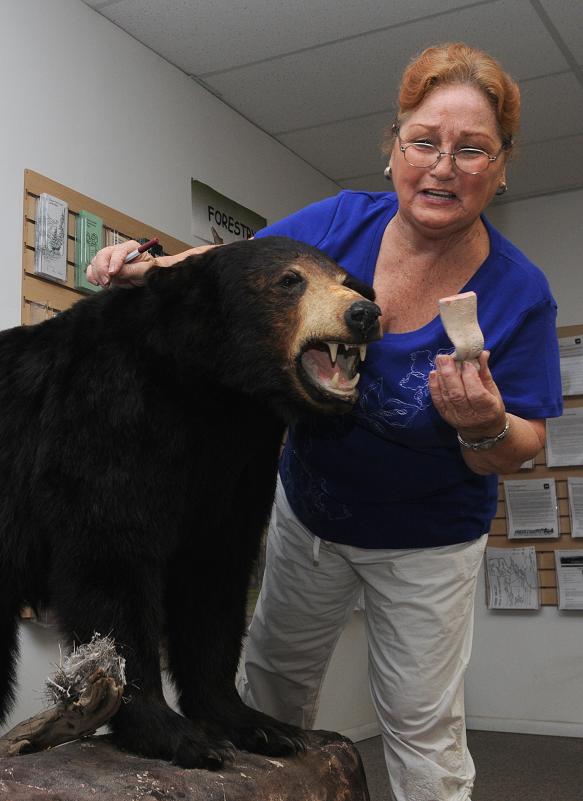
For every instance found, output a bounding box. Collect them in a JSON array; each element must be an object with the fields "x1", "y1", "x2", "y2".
[{"x1": 485, "y1": 546, "x2": 540, "y2": 610}]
